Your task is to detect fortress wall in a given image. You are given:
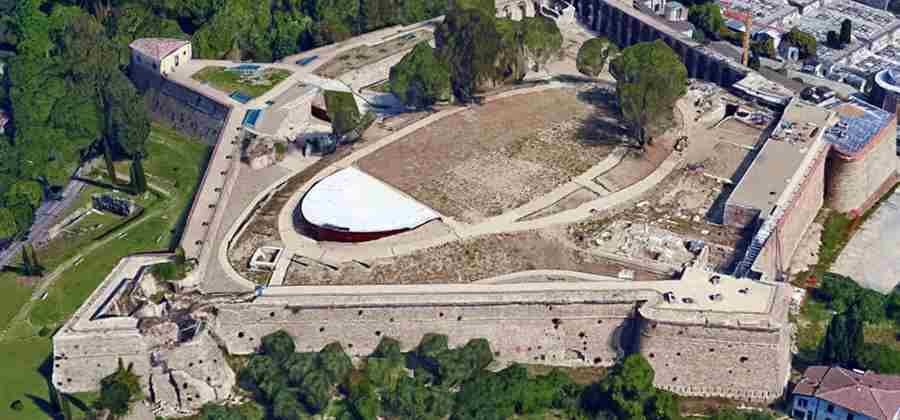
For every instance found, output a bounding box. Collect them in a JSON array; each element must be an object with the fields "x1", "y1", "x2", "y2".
[
  {"x1": 214, "y1": 301, "x2": 641, "y2": 367},
  {"x1": 162, "y1": 331, "x2": 236, "y2": 400},
  {"x1": 755, "y1": 142, "x2": 827, "y2": 278},
  {"x1": 637, "y1": 319, "x2": 791, "y2": 402},
  {"x1": 826, "y1": 121, "x2": 898, "y2": 213},
  {"x1": 53, "y1": 332, "x2": 150, "y2": 393},
  {"x1": 131, "y1": 65, "x2": 229, "y2": 145}
]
